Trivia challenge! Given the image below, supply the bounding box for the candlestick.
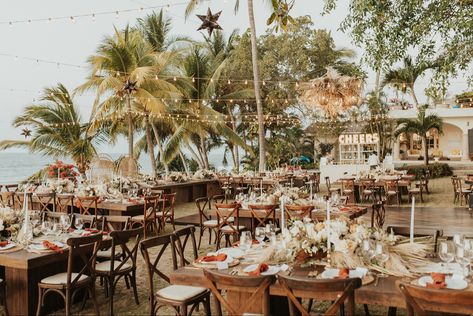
[326,200,331,252]
[260,180,263,198]
[309,181,313,201]
[410,196,415,243]
[280,197,286,231]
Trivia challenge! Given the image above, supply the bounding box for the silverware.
[374,274,379,286]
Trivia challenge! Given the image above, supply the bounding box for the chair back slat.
[106,227,143,274]
[284,204,314,221]
[215,202,241,234]
[248,204,277,229]
[171,226,198,266]
[66,234,102,288]
[195,197,210,226]
[56,194,74,213]
[76,196,99,217]
[203,269,275,316]
[34,192,55,212]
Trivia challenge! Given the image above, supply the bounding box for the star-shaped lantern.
[21,128,32,138]
[123,79,138,95]
[197,8,223,36]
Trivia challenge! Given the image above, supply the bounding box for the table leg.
[5,267,34,316]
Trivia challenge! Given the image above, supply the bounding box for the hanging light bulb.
[91,14,96,22]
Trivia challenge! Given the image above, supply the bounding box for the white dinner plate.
[30,241,64,251]
[0,243,16,250]
[243,264,280,276]
[418,275,468,290]
[217,248,245,259]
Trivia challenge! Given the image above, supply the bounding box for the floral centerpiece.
[193,169,216,180]
[167,171,188,183]
[0,206,22,240]
[75,185,96,197]
[48,161,78,182]
[273,217,432,277]
[46,178,75,194]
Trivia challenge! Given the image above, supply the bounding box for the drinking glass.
[438,241,455,270]
[239,231,252,252]
[255,227,266,245]
[453,234,464,247]
[361,239,375,261]
[74,218,84,231]
[455,245,470,277]
[374,242,390,277]
[60,215,71,231]
[41,221,52,235]
[265,222,276,239]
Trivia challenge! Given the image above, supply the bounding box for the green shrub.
[397,163,453,179]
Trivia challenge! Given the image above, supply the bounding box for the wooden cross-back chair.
[55,194,74,214]
[384,180,401,205]
[371,200,387,229]
[452,177,471,205]
[248,204,277,234]
[211,194,225,205]
[308,172,321,193]
[278,274,362,316]
[214,202,245,249]
[195,197,217,249]
[4,184,18,192]
[36,234,102,316]
[71,214,98,230]
[157,193,176,231]
[43,211,72,224]
[95,227,143,315]
[203,269,275,316]
[340,179,356,204]
[170,226,198,269]
[408,176,425,203]
[284,204,314,222]
[76,196,99,217]
[131,195,159,239]
[360,178,376,203]
[140,233,210,316]
[13,191,33,210]
[217,176,232,201]
[96,215,130,261]
[325,177,341,195]
[34,192,55,212]
[397,281,473,315]
[250,177,264,194]
[232,176,248,196]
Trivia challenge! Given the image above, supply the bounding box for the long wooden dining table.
[170,265,408,315]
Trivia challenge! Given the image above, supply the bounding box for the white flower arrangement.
[47,178,75,193]
[167,171,188,183]
[193,169,217,180]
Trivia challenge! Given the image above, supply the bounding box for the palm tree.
[185,0,294,172]
[0,84,107,177]
[382,56,439,107]
[394,105,443,165]
[76,26,182,176]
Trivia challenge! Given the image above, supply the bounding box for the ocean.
[0,151,228,184]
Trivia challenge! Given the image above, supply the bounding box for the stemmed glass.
[455,244,470,277]
[438,241,455,271]
[74,218,84,231]
[374,242,389,277]
[255,227,266,246]
[361,239,375,261]
[453,234,464,247]
[239,231,252,253]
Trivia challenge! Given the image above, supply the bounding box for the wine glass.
[374,242,390,277]
[74,218,84,231]
[41,220,52,236]
[255,227,266,245]
[453,234,464,247]
[361,239,375,261]
[60,215,71,231]
[455,245,470,277]
[239,231,252,252]
[438,241,455,271]
[265,222,276,239]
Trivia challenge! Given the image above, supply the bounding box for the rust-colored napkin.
[199,253,227,262]
[338,268,349,279]
[43,241,64,254]
[0,241,9,247]
[426,272,446,289]
[248,263,269,276]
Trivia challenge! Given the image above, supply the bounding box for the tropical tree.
[382,56,439,107]
[394,105,443,165]
[185,0,296,172]
[0,84,107,177]
[76,26,182,177]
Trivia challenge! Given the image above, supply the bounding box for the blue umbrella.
[290,156,311,165]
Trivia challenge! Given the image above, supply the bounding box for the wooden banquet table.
[0,248,72,315]
[170,265,408,315]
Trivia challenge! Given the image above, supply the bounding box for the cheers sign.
[338,133,379,145]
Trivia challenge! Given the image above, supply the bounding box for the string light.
[1,2,189,26]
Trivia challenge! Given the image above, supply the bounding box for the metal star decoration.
[196,8,223,36]
[123,79,138,95]
[21,128,32,138]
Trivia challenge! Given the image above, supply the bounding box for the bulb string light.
[1,3,183,26]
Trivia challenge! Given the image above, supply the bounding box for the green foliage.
[397,163,453,180]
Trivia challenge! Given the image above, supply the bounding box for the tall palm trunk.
[186,144,205,169]
[199,136,210,169]
[179,150,190,176]
[374,68,381,99]
[410,84,419,107]
[227,106,240,172]
[151,124,169,175]
[145,114,157,177]
[422,135,429,165]
[126,95,134,158]
[247,0,265,172]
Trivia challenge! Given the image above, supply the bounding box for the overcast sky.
[0,0,470,153]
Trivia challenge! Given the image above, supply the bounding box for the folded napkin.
[0,241,9,248]
[248,263,269,276]
[199,253,227,262]
[426,272,446,289]
[338,268,349,279]
[43,241,64,254]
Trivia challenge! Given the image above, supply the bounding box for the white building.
[390,107,473,162]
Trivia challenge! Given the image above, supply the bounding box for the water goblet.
[239,231,252,252]
[361,239,375,261]
[255,227,266,246]
[74,218,84,231]
[374,242,390,277]
[455,245,470,277]
[453,234,464,247]
[438,241,455,271]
